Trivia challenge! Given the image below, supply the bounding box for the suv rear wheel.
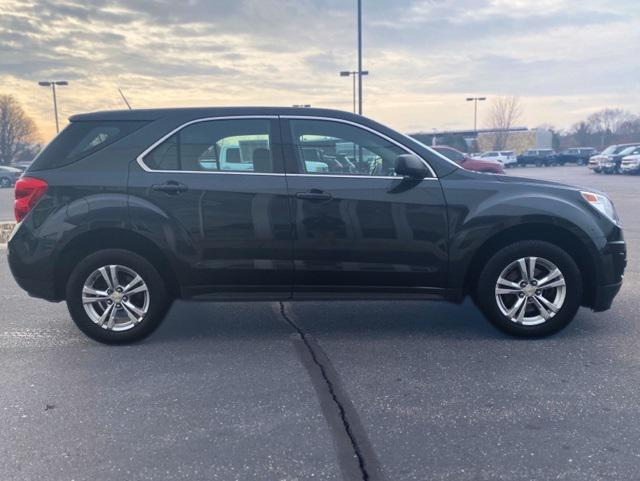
[475,241,582,337]
[66,249,171,344]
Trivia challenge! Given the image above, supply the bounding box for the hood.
[493,172,607,196]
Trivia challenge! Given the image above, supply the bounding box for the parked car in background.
[517,149,557,167]
[7,107,625,343]
[599,145,640,174]
[620,151,640,175]
[0,165,22,187]
[12,161,34,172]
[555,148,596,166]
[433,145,504,174]
[473,151,517,167]
[589,144,640,173]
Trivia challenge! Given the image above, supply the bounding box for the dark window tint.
[288,119,408,176]
[143,119,274,173]
[30,121,147,171]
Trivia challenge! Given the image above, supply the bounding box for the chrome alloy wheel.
[494,257,566,326]
[82,265,150,331]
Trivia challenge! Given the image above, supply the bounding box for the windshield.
[600,145,618,155]
[619,146,639,155]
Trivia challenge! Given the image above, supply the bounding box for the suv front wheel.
[66,249,171,344]
[476,241,583,337]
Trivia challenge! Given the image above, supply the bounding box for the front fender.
[441,171,610,290]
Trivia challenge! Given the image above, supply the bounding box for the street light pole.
[352,74,356,114]
[39,81,68,133]
[340,70,368,114]
[466,96,486,132]
[357,0,363,115]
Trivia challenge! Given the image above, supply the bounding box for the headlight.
[581,191,619,224]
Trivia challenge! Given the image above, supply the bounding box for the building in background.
[410,127,553,154]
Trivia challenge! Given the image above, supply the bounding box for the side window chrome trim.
[285,173,437,180]
[136,115,279,174]
[280,115,438,178]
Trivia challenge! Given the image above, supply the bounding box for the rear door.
[128,116,293,298]
[280,116,448,297]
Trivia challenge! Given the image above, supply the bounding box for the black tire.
[475,240,582,337]
[0,177,11,188]
[66,249,171,344]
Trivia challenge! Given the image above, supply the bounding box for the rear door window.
[142,118,278,173]
[30,121,147,171]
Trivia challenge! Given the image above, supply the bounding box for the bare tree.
[586,108,634,147]
[616,116,640,143]
[487,96,523,150]
[569,121,592,147]
[0,95,40,166]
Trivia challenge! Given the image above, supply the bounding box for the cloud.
[0,0,639,140]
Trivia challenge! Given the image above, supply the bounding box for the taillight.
[14,177,48,223]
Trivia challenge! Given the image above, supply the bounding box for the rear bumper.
[7,225,62,302]
[10,273,60,302]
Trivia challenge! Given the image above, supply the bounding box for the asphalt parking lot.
[1,166,638,481]
[0,188,13,221]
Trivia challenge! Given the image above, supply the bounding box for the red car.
[433,145,505,174]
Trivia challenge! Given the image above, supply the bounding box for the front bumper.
[621,164,640,174]
[590,239,626,311]
[592,282,623,312]
[599,162,617,173]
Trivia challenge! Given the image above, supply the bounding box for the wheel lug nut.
[123,296,128,301]
[520,282,527,288]
[519,292,525,298]
[116,303,122,308]
[536,290,541,295]
[531,281,538,286]
[107,300,113,304]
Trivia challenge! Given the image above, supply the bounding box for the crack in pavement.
[277,302,386,481]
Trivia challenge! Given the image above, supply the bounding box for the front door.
[128,117,293,298]
[280,117,448,297]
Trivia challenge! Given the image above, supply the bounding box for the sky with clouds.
[1,0,639,141]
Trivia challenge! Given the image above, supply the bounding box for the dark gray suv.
[8,107,626,343]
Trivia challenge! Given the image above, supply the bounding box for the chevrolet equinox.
[8,108,626,343]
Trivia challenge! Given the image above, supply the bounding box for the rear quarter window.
[29,120,148,171]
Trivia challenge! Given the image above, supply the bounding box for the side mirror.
[394,154,429,179]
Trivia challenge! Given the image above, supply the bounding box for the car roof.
[69,106,363,122]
